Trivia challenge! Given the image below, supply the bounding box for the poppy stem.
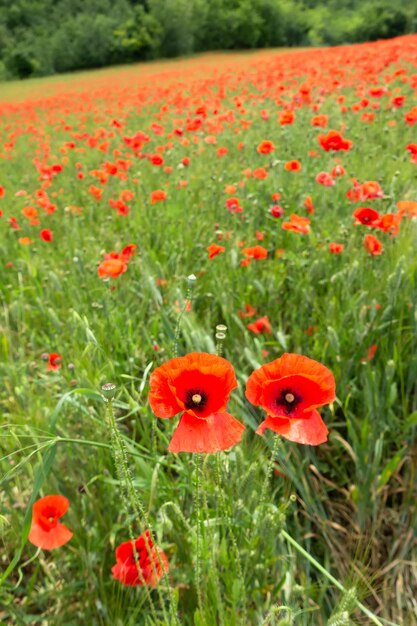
[193,453,205,620]
[173,274,196,357]
[201,458,226,626]
[215,454,248,623]
[105,395,179,624]
[259,435,281,507]
[281,529,384,626]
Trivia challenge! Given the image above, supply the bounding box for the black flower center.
[276,388,302,415]
[185,388,208,412]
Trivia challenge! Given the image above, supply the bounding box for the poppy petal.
[148,365,182,418]
[28,521,73,550]
[246,353,335,408]
[32,494,69,521]
[149,352,238,419]
[168,411,245,453]
[256,409,328,445]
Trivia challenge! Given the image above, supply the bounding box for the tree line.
[0,0,416,80]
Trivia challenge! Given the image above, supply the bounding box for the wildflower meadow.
[1,35,417,625]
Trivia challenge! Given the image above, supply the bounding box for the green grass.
[1,41,417,625]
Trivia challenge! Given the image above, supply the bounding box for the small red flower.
[148,352,245,453]
[241,245,268,259]
[257,140,275,155]
[318,130,352,152]
[279,110,295,125]
[284,160,301,172]
[329,242,344,254]
[47,353,62,371]
[366,344,378,362]
[270,205,284,218]
[353,207,380,226]
[112,531,169,587]
[282,214,310,234]
[98,258,128,279]
[304,196,315,214]
[246,353,336,445]
[247,316,272,334]
[207,243,225,259]
[150,190,167,204]
[238,303,256,319]
[28,495,73,550]
[364,234,383,256]
[40,229,53,242]
[315,171,335,187]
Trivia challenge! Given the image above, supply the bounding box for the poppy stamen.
[277,388,302,414]
[185,388,208,411]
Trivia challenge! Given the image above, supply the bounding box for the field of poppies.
[1,35,417,626]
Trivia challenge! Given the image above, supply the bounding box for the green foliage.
[0,0,416,79]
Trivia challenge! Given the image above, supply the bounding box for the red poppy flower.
[241,245,268,259]
[304,196,315,214]
[238,303,256,319]
[376,213,401,235]
[112,531,168,587]
[247,316,272,334]
[405,106,417,125]
[246,353,336,445]
[353,207,380,226]
[318,130,352,152]
[28,495,73,550]
[397,200,417,217]
[366,344,378,362]
[98,258,128,279]
[253,167,268,180]
[329,242,344,254]
[40,229,53,242]
[311,114,328,128]
[315,171,335,187]
[284,160,301,171]
[148,352,245,453]
[364,234,383,256]
[282,214,310,234]
[47,353,62,370]
[279,110,295,125]
[150,189,167,204]
[257,140,275,155]
[207,243,225,259]
[360,181,384,200]
[270,205,284,218]
[18,237,32,246]
[121,244,137,261]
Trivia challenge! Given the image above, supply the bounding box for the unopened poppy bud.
[215,324,227,354]
[101,382,117,401]
[187,273,197,287]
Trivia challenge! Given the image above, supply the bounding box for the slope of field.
[1,38,417,625]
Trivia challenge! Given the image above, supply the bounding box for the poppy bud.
[101,382,117,401]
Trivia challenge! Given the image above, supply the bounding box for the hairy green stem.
[193,453,205,620]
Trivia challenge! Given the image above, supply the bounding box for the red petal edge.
[168,411,245,453]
